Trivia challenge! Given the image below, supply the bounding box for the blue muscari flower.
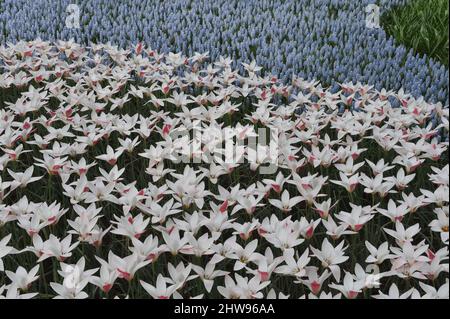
[0,0,447,105]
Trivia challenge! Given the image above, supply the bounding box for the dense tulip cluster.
[0,40,448,299]
[0,0,448,104]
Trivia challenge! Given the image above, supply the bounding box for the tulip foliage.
[0,41,448,299]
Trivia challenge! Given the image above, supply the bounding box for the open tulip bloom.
[0,40,448,300]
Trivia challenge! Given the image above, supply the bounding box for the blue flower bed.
[0,0,448,103]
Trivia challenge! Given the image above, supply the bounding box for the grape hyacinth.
[0,0,448,104]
